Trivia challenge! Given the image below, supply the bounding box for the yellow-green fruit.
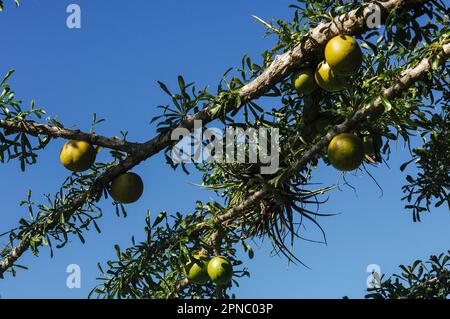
[325,35,362,76]
[207,256,233,285]
[184,254,210,284]
[110,172,144,204]
[315,61,348,92]
[327,133,364,171]
[60,140,96,172]
[291,68,318,95]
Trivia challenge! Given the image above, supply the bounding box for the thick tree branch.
[216,42,450,228]
[173,41,450,291]
[0,119,141,153]
[137,0,425,160]
[0,0,432,277]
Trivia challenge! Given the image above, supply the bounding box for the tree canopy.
[0,0,449,298]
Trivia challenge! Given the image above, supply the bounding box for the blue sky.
[0,1,449,299]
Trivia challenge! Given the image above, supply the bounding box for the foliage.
[91,205,249,299]
[0,70,52,171]
[401,99,449,221]
[0,73,130,278]
[366,251,450,299]
[0,0,449,299]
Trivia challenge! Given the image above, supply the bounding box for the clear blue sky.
[0,0,449,299]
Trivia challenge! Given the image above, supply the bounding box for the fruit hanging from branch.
[314,61,348,92]
[291,68,318,95]
[207,256,233,286]
[0,0,449,300]
[183,253,210,285]
[327,133,365,171]
[59,140,97,172]
[110,172,144,204]
[324,35,362,76]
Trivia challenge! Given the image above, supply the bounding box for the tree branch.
[0,119,141,153]
[174,41,450,291]
[0,0,431,277]
[136,0,424,160]
[216,41,450,228]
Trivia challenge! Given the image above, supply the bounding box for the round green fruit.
[207,256,233,285]
[315,61,348,92]
[325,35,362,76]
[60,140,96,172]
[291,68,318,95]
[184,254,210,284]
[110,172,144,204]
[327,133,364,171]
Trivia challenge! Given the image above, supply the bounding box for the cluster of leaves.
[92,203,250,299]
[152,52,276,131]
[198,0,450,256]
[1,0,449,299]
[100,0,450,298]
[0,157,123,278]
[0,68,138,277]
[201,160,336,264]
[0,71,53,171]
[366,251,450,299]
[151,52,282,175]
[151,77,212,134]
[248,0,449,165]
[401,101,450,221]
[265,0,363,51]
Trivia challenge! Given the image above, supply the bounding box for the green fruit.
[291,68,318,95]
[207,256,233,285]
[327,133,364,171]
[325,35,362,76]
[315,61,348,92]
[184,254,210,284]
[110,172,144,204]
[60,140,96,172]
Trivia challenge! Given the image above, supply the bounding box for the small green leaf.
[380,95,393,112]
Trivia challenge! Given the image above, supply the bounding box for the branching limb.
[167,41,450,294]
[0,119,141,153]
[0,0,434,278]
